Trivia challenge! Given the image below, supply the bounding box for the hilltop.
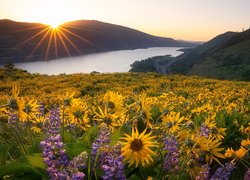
[130,29,250,81]
[0,19,194,65]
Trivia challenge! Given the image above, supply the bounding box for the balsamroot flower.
[241,139,250,147]
[66,100,90,131]
[103,90,124,112]
[224,148,235,158]
[121,127,157,167]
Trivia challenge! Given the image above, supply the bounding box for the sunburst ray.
[45,28,54,60]
[58,28,81,54]
[12,23,103,62]
[60,26,101,49]
[56,29,71,57]
[26,27,51,60]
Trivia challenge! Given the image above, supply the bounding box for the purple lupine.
[210,162,235,180]
[91,123,111,164]
[196,164,210,180]
[244,168,250,180]
[200,123,210,137]
[38,102,45,116]
[72,172,85,180]
[40,107,70,179]
[101,144,126,180]
[69,151,88,171]
[163,135,179,172]
[8,113,18,124]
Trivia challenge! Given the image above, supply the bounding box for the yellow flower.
[22,98,39,122]
[162,111,185,134]
[121,128,157,167]
[235,146,247,158]
[94,105,125,131]
[241,139,250,147]
[103,91,124,111]
[30,116,45,133]
[244,126,250,134]
[0,107,8,114]
[8,97,26,121]
[6,84,30,122]
[66,100,90,131]
[184,135,224,164]
[224,148,235,158]
[59,91,76,106]
[135,93,157,128]
[203,115,226,140]
[203,138,225,163]
[12,83,20,99]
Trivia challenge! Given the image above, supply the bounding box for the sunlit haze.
[1,0,250,41]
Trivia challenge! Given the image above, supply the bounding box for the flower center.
[130,138,143,151]
[107,101,115,109]
[73,110,84,119]
[103,114,112,125]
[9,99,19,110]
[24,104,32,114]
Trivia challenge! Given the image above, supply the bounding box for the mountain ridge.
[130,29,250,81]
[0,19,195,65]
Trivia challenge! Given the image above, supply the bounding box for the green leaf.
[110,128,123,146]
[0,144,8,167]
[128,174,143,180]
[141,164,158,177]
[66,142,88,159]
[0,162,43,179]
[81,126,98,146]
[62,130,75,143]
[26,153,46,170]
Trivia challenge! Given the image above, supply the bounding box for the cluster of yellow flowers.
[0,71,249,178]
[225,126,250,159]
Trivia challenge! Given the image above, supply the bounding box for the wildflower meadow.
[0,69,249,179]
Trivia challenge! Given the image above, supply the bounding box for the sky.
[1,0,250,41]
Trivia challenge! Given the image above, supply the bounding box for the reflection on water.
[15,47,183,75]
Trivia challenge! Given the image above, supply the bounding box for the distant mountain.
[169,31,237,74]
[0,19,194,65]
[182,29,250,80]
[130,29,250,81]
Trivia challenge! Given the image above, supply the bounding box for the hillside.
[186,29,250,80]
[130,29,250,81]
[169,31,237,74]
[0,19,194,65]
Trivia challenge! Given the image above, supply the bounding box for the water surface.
[15,47,183,75]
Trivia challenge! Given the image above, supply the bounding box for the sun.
[50,23,60,29]
[47,21,63,29]
[43,17,66,29]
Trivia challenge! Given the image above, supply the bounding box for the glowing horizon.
[1,0,250,41]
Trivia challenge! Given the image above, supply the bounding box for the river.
[15,47,183,75]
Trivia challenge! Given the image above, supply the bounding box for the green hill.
[130,29,250,81]
[0,19,194,65]
[186,29,250,80]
